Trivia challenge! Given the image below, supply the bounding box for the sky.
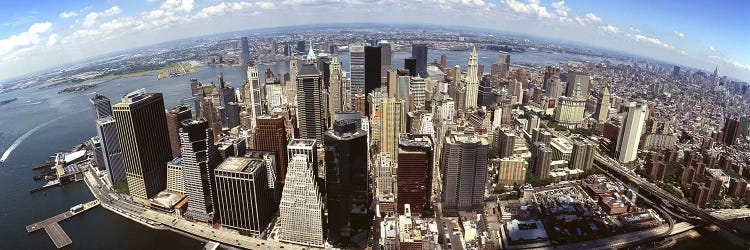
[0,0,749,83]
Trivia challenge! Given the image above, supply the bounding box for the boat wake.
[0,116,63,163]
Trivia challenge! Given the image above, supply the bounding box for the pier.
[26,200,99,248]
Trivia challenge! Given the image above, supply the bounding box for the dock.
[26,200,100,249]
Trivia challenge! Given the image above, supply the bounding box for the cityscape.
[1,1,750,250]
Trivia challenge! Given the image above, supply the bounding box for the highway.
[593,152,750,241]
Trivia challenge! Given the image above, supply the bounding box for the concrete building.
[166,157,184,194]
[569,139,596,170]
[112,90,172,201]
[240,37,250,66]
[328,56,344,116]
[214,156,274,235]
[279,154,325,248]
[496,129,515,158]
[532,142,553,178]
[496,156,527,187]
[616,102,647,163]
[381,97,406,162]
[397,133,433,215]
[166,105,191,159]
[410,76,426,111]
[350,45,365,106]
[464,47,480,109]
[287,139,318,178]
[179,119,220,222]
[441,131,489,215]
[564,72,591,98]
[253,115,288,184]
[244,65,264,128]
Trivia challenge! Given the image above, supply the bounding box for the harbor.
[25,200,100,248]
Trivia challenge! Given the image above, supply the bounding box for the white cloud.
[47,34,59,47]
[0,22,53,56]
[550,1,569,17]
[575,12,601,25]
[600,24,619,34]
[196,2,256,18]
[674,31,685,38]
[82,6,122,27]
[628,33,674,50]
[503,0,552,18]
[629,27,640,33]
[709,46,717,52]
[59,11,78,19]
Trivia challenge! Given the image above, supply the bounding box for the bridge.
[593,152,750,241]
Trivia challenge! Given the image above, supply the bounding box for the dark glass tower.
[411,44,428,77]
[364,45,382,116]
[240,37,250,66]
[180,119,221,222]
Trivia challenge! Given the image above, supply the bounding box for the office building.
[410,76,426,111]
[412,44,428,77]
[180,119,220,222]
[95,116,125,185]
[564,72,591,98]
[287,139,318,178]
[279,154,325,248]
[214,157,274,235]
[253,115,288,184]
[616,102,647,163]
[112,89,172,201]
[240,37,250,66]
[90,93,112,120]
[166,158,183,194]
[288,59,298,104]
[543,66,563,98]
[379,40,392,82]
[404,58,417,77]
[244,65,263,128]
[350,45,365,106]
[324,119,369,238]
[464,47,480,109]
[595,86,611,123]
[554,84,587,129]
[496,129,515,158]
[381,97,406,162]
[496,156,527,187]
[365,45,382,115]
[91,136,105,170]
[569,139,596,170]
[441,132,489,215]
[328,56,344,116]
[532,142,553,178]
[296,60,327,141]
[397,133,433,214]
[166,105,192,159]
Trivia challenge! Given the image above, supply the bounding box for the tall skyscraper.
[379,40,392,83]
[532,142,553,178]
[287,139,318,177]
[244,65,264,128]
[214,157,273,236]
[328,56,344,116]
[365,45,382,115]
[95,116,125,185]
[254,115,288,184]
[279,154,325,248]
[380,97,406,162]
[112,89,172,201]
[569,139,596,170]
[287,59,298,104]
[595,86,611,123]
[464,47,480,109]
[410,76,426,111]
[166,105,192,159]
[564,72,591,97]
[411,44,428,77]
[543,66,563,98]
[180,119,220,222]
[397,133,433,214]
[324,119,368,238]
[387,70,398,98]
[240,37,250,66]
[296,60,327,141]
[350,45,365,106]
[497,130,515,158]
[616,102,647,163]
[441,132,488,215]
[90,93,112,120]
[404,58,417,77]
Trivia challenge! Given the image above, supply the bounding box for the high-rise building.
[569,139,596,170]
[166,105,192,159]
[287,139,318,177]
[380,97,406,162]
[672,66,680,78]
[554,81,587,129]
[564,72,591,98]
[350,45,365,106]
[690,182,710,208]
[324,119,368,238]
[411,44,428,77]
[296,40,306,53]
[287,59,298,104]
[496,156,527,187]
[91,136,105,170]
[179,119,220,222]
[723,117,740,145]
[397,75,411,107]
[464,47,480,109]
[244,65,264,128]
[404,58,417,77]
[166,158,183,194]
[328,56,344,116]
[532,142,553,178]
[492,51,511,78]
[496,129,515,158]
[240,37,250,66]
[616,102,647,163]
[397,133,433,214]
[296,61,327,141]
[279,154,325,248]
[214,157,273,235]
[543,66,563,98]
[90,93,112,120]
[365,45,382,115]
[254,115,288,184]
[386,70,398,98]
[95,116,125,185]
[379,40,392,83]
[112,90,172,201]
[224,102,241,129]
[595,86,611,123]
[441,132,489,215]
[728,178,748,198]
[410,76,426,111]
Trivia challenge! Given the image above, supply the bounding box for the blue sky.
[0,0,748,83]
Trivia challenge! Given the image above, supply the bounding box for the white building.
[617,102,647,163]
[463,47,480,109]
[279,154,325,247]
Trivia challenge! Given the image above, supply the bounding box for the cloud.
[709,46,717,52]
[600,24,619,34]
[502,0,552,18]
[629,27,640,33]
[82,6,122,27]
[575,12,601,25]
[550,1,569,17]
[628,33,674,50]
[196,2,256,18]
[0,22,53,56]
[59,11,78,19]
[674,31,685,38]
[47,34,59,47]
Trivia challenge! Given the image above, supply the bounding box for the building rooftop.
[506,219,548,242]
[398,133,433,148]
[216,157,260,174]
[149,190,186,209]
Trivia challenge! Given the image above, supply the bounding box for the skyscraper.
[214,156,273,236]
[180,119,220,222]
[616,102,647,163]
[397,133,433,214]
[240,37,250,66]
[564,72,591,98]
[595,86,611,123]
[254,115,288,184]
[497,129,515,158]
[328,56,344,116]
[569,139,596,170]
[90,93,112,120]
[166,105,192,159]
[379,40,392,83]
[95,116,125,185]
[410,76,426,111]
[464,47,480,109]
[350,45,365,106]
[287,59,298,104]
[411,44,428,77]
[287,139,318,177]
[279,154,325,248]
[112,89,172,201]
[380,97,406,162]
[532,142,553,178]
[404,58,417,77]
[244,65,264,128]
[296,60,327,141]
[365,45,382,115]
[324,119,368,238]
[441,132,489,215]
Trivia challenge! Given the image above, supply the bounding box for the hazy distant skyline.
[1,0,749,83]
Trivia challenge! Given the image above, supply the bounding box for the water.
[0,50,701,249]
